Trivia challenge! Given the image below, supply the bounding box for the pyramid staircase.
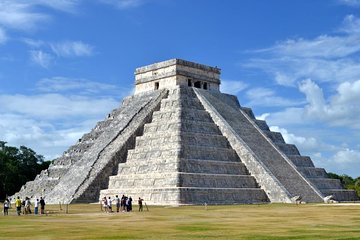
[100,87,269,204]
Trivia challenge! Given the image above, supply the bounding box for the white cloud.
[30,50,53,68]
[299,79,360,128]
[338,0,360,7]
[36,77,119,94]
[0,93,119,120]
[50,41,94,57]
[99,0,146,9]
[0,0,81,44]
[220,80,247,95]
[333,148,360,165]
[0,1,48,31]
[22,38,45,47]
[0,113,97,160]
[0,77,125,160]
[245,15,360,86]
[245,87,303,107]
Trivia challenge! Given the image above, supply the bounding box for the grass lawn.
[1,203,360,239]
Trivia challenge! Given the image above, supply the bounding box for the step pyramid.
[14,59,359,204]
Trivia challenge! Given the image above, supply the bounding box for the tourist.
[127,196,132,212]
[102,197,108,212]
[121,195,126,212]
[39,197,45,215]
[138,197,143,212]
[25,197,32,214]
[21,198,26,214]
[3,199,9,216]
[15,196,22,216]
[34,198,39,215]
[108,197,112,212]
[115,195,120,213]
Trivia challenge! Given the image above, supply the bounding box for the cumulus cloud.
[220,80,247,95]
[0,113,97,160]
[245,15,360,86]
[30,50,53,68]
[245,87,303,107]
[50,41,94,57]
[298,79,360,128]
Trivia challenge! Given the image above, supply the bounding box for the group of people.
[3,196,46,216]
[101,195,144,213]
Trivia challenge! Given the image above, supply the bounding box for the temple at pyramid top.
[134,59,221,94]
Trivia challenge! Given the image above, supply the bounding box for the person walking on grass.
[15,196,22,216]
[138,197,144,212]
[108,197,112,212]
[3,199,9,216]
[39,197,45,215]
[102,197,108,213]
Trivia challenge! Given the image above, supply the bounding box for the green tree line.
[327,172,360,197]
[0,141,50,200]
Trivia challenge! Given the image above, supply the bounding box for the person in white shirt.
[34,198,39,215]
[108,197,112,212]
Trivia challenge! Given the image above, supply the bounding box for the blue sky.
[0,0,360,177]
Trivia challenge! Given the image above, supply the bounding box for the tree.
[0,142,50,200]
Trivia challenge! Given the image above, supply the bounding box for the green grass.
[1,203,360,239]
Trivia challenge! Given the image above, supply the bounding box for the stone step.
[117,161,179,174]
[320,189,359,201]
[135,133,231,149]
[127,148,180,161]
[179,159,247,175]
[160,98,203,110]
[100,187,269,205]
[241,107,255,119]
[108,172,259,189]
[152,109,212,122]
[179,173,259,188]
[309,178,343,189]
[180,145,240,161]
[276,143,300,156]
[255,120,270,131]
[41,167,70,179]
[168,87,198,98]
[262,130,285,144]
[288,155,315,167]
[297,167,328,178]
[143,120,222,135]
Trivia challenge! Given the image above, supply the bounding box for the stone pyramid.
[15,59,358,204]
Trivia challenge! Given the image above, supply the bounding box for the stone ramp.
[101,87,269,204]
[195,89,325,203]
